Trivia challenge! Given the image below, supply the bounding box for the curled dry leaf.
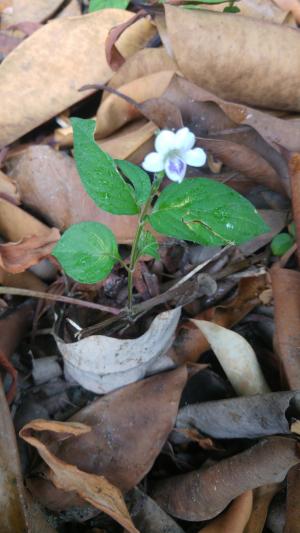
[271,267,300,389]
[19,419,139,533]
[151,437,300,521]
[105,47,178,99]
[165,6,300,111]
[95,70,176,138]
[163,75,300,154]
[26,367,187,511]
[0,228,60,273]
[7,145,139,242]
[105,11,153,71]
[57,307,181,393]
[173,274,270,364]
[192,320,270,396]
[244,484,280,533]
[0,9,150,147]
[175,390,299,439]
[199,491,253,533]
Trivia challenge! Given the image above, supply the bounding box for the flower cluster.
[142,127,206,183]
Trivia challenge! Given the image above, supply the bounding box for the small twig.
[0,287,120,316]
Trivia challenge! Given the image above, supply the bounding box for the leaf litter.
[1,1,300,532]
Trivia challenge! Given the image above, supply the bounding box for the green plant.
[271,223,296,256]
[52,118,269,315]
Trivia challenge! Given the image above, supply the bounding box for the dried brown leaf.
[271,267,300,389]
[151,437,300,521]
[20,419,139,533]
[285,464,300,533]
[7,145,139,242]
[0,169,19,202]
[199,491,253,533]
[0,227,60,273]
[245,484,280,533]
[0,197,55,241]
[0,9,149,147]
[288,153,300,265]
[27,367,187,511]
[165,7,300,111]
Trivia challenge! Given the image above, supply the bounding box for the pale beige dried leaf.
[165,6,300,111]
[0,9,149,147]
[274,0,300,22]
[95,70,176,138]
[0,169,19,202]
[11,0,64,23]
[20,419,139,533]
[57,0,81,18]
[58,307,181,393]
[207,0,295,24]
[192,320,270,395]
[0,198,54,241]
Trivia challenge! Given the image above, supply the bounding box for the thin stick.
[0,287,120,316]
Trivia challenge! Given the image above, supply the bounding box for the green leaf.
[52,222,119,284]
[89,0,130,12]
[289,222,296,238]
[115,159,151,206]
[271,233,294,257]
[136,230,160,260]
[149,178,269,246]
[223,5,240,12]
[72,118,139,215]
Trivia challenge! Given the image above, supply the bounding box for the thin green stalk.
[127,173,163,315]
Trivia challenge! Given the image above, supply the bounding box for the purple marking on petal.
[167,157,184,175]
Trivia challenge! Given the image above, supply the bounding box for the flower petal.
[164,156,186,183]
[142,152,164,173]
[175,127,195,152]
[182,147,206,167]
[155,130,176,155]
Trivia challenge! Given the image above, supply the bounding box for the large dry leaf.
[175,390,298,439]
[0,266,47,290]
[26,367,187,511]
[20,419,139,533]
[57,307,181,393]
[164,7,300,111]
[0,9,152,147]
[289,153,300,264]
[95,70,175,138]
[0,228,60,273]
[105,47,178,98]
[271,267,300,389]
[11,0,64,23]
[7,145,139,242]
[151,437,300,521]
[163,75,300,153]
[245,484,280,533]
[274,0,300,22]
[192,320,270,395]
[199,491,253,533]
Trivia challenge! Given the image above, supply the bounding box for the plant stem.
[127,173,163,316]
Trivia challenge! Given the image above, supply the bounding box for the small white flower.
[142,127,206,183]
